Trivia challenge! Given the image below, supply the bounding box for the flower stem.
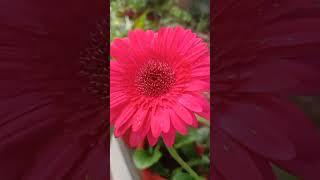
[166,146,202,180]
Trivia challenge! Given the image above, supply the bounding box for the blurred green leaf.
[180,143,198,159]
[172,170,194,180]
[134,10,149,29]
[273,166,299,180]
[174,127,209,149]
[188,155,210,167]
[195,126,210,144]
[174,129,198,148]
[133,147,162,169]
[150,161,171,178]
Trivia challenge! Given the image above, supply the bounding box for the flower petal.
[178,94,203,112]
[213,129,264,180]
[147,132,158,147]
[131,108,148,132]
[184,80,210,92]
[162,127,176,147]
[169,109,188,135]
[218,96,296,160]
[172,104,193,125]
[114,105,135,128]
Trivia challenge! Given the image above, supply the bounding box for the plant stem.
[166,146,202,180]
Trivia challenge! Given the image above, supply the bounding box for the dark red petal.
[217,95,296,160]
[0,0,107,179]
[262,96,320,162]
[213,129,263,180]
[233,59,320,95]
[274,159,320,179]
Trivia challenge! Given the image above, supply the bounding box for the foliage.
[110,0,209,41]
[133,146,163,169]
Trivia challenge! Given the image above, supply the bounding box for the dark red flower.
[213,0,320,179]
[0,0,108,179]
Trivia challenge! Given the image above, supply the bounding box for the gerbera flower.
[110,27,210,147]
[0,0,108,179]
[213,0,320,179]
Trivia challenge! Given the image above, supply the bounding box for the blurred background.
[110,0,209,41]
[110,0,319,180]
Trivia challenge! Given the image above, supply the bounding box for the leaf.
[133,10,148,29]
[273,165,299,180]
[195,127,209,144]
[150,162,170,178]
[174,129,197,148]
[172,171,195,180]
[133,148,162,169]
[180,143,198,159]
[188,156,210,167]
[174,127,209,149]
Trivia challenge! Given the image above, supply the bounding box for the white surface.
[110,137,135,180]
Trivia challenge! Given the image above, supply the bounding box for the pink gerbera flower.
[213,0,320,179]
[110,27,210,147]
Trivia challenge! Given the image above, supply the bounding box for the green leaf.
[188,155,210,167]
[150,162,170,178]
[174,127,210,149]
[172,171,195,180]
[133,10,148,29]
[180,143,198,159]
[273,165,299,180]
[195,127,210,144]
[133,148,162,169]
[174,129,198,148]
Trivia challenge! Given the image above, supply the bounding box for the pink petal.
[195,94,211,120]
[191,67,210,78]
[151,108,170,137]
[114,105,135,128]
[162,128,176,147]
[110,91,128,109]
[129,130,146,147]
[110,38,132,63]
[178,94,203,112]
[158,109,170,133]
[114,121,132,137]
[169,109,188,135]
[131,108,148,132]
[184,43,209,63]
[147,132,158,147]
[128,29,154,62]
[191,113,198,128]
[110,60,124,73]
[184,80,210,92]
[172,104,193,125]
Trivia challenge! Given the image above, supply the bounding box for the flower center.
[135,60,175,97]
